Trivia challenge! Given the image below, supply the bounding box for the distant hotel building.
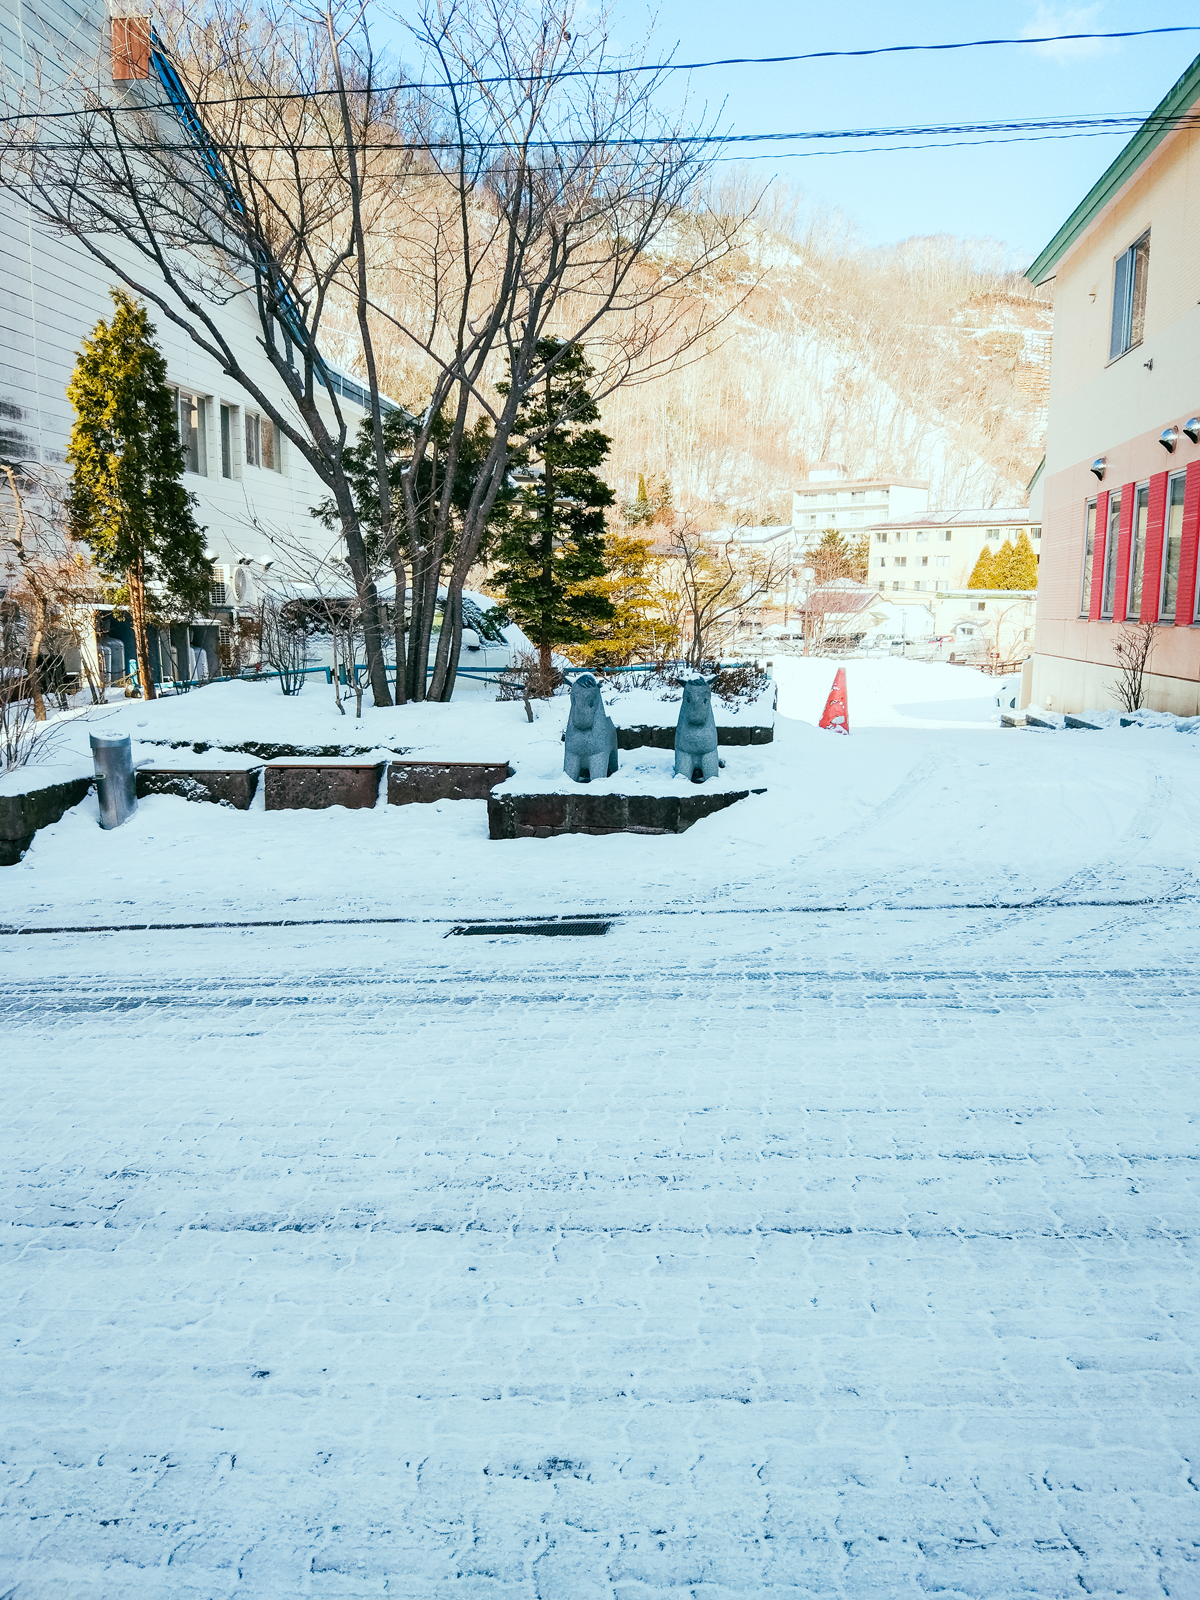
[792,463,930,541]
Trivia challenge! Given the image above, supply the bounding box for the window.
[1160,471,1186,621]
[220,404,234,479]
[987,528,1001,540]
[1080,499,1096,616]
[175,390,207,476]
[877,532,889,543]
[851,490,866,502]
[892,580,903,591]
[894,531,908,543]
[940,530,953,542]
[245,412,282,472]
[975,601,986,612]
[895,556,906,568]
[1110,231,1150,360]
[1101,491,1122,617]
[1128,483,1150,620]
[878,557,887,568]
[920,554,929,567]
[916,531,928,542]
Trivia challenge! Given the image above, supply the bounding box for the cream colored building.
[792,463,930,542]
[1026,50,1200,714]
[867,509,1039,595]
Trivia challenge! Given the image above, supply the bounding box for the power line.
[22,112,1196,155]
[2,25,1198,124]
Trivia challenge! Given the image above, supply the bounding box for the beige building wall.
[1033,111,1200,713]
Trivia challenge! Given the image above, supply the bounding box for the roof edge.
[1026,50,1200,286]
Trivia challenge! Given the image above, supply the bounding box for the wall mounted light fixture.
[1161,426,1179,453]
[1090,457,1107,481]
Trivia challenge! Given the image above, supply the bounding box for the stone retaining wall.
[388,761,512,805]
[136,768,261,809]
[487,789,763,839]
[0,776,93,866]
[616,724,772,750]
[264,762,384,811]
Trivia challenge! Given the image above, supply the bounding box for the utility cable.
[2,25,1198,122]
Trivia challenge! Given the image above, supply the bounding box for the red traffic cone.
[819,667,849,733]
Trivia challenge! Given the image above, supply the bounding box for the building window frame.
[1109,229,1150,362]
[219,403,238,480]
[174,388,208,477]
[1100,490,1122,619]
[1160,470,1186,623]
[1127,481,1151,622]
[244,410,283,474]
[1080,498,1096,617]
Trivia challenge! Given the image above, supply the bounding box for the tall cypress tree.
[493,340,615,686]
[967,545,997,589]
[1006,530,1039,589]
[66,289,209,699]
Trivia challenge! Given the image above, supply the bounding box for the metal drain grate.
[449,919,612,937]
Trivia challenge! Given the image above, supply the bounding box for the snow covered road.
[4,903,1199,1597]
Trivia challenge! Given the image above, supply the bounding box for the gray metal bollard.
[90,733,138,830]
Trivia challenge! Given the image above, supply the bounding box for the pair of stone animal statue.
[563,674,721,784]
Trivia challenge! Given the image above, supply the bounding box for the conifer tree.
[990,539,1017,589]
[493,340,615,686]
[967,544,997,589]
[1007,529,1039,589]
[66,290,209,699]
[571,528,677,666]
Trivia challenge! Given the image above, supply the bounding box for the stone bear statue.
[564,673,619,783]
[674,678,720,782]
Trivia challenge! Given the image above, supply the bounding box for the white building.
[867,508,1040,595]
[791,463,930,542]
[0,0,373,686]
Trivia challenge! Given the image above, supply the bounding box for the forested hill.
[599,189,1053,522]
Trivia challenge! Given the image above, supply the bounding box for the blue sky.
[602,0,1200,264]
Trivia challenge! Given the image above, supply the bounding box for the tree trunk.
[25,588,47,721]
[391,553,408,705]
[127,565,156,700]
[331,484,391,708]
[538,641,552,694]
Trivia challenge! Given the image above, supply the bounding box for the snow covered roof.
[862,507,1033,531]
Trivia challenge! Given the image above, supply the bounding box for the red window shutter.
[1089,490,1109,622]
[1140,472,1168,623]
[1112,483,1135,622]
[112,17,150,81]
[1176,461,1200,627]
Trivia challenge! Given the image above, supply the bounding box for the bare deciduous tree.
[654,520,790,668]
[1,0,745,707]
[1113,620,1156,713]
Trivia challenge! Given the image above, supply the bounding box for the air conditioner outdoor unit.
[233,567,258,606]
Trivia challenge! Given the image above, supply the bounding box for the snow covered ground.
[3,659,1199,1597]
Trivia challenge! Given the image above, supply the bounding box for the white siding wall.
[1,0,362,577]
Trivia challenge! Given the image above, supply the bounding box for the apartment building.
[0,0,372,685]
[1026,50,1200,714]
[791,463,930,541]
[868,508,1039,595]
